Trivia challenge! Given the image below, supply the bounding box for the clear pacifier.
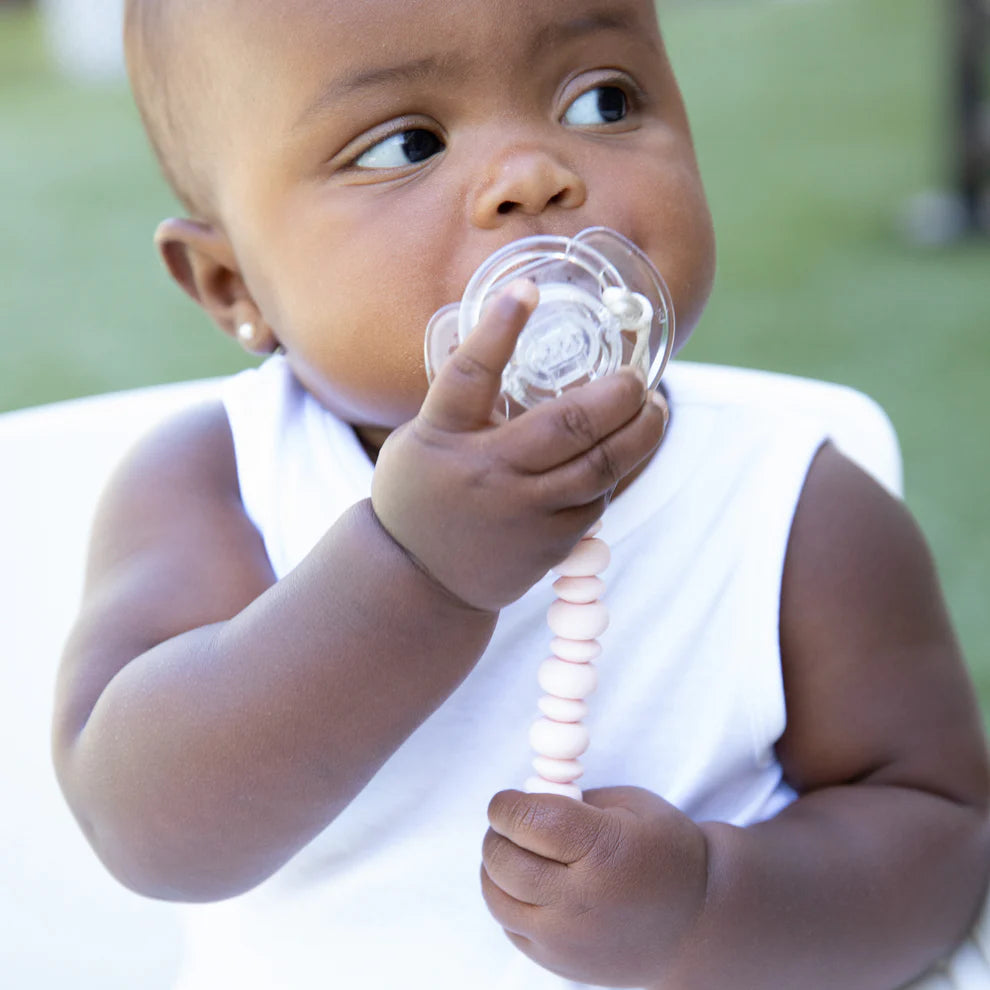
[424,227,675,419]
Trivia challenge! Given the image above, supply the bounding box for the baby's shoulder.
[100,398,240,513]
[86,397,270,593]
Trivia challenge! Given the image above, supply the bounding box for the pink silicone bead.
[550,637,602,663]
[538,657,598,699]
[524,776,583,800]
[551,537,610,577]
[531,755,584,783]
[552,575,605,604]
[546,599,609,640]
[537,694,589,722]
[529,718,590,760]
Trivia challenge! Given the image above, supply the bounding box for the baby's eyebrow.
[527,8,658,58]
[294,54,467,131]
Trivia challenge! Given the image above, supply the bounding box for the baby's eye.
[563,86,629,126]
[354,129,444,169]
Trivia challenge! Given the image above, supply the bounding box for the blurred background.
[0,0,987,693]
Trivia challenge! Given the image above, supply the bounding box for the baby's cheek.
[651,194,716,346]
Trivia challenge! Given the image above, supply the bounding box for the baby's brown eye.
[402,129,443,163]
[355,128,444,169]
[563,86,629,126]
[596,87,627,122]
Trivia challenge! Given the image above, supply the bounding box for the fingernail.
[505,278,539,306]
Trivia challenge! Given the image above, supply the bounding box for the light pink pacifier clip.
[525,520,609,800]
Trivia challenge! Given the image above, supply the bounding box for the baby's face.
[205,0,715,439]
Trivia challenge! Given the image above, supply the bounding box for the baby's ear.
[153,218,278,355]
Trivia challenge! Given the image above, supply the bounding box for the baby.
[53,0,990,987]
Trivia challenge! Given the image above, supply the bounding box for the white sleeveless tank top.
[174,355,827,990]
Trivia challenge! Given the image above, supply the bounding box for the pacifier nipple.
[502,282,620,407]
[425,227,674,417]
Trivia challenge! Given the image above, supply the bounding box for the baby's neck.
[353,425,390,465]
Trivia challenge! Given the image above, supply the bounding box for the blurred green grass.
[1,0,988,713]
[662,0,990,715]
[0,5,252,407]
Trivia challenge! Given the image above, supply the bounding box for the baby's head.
[125,0,716,447]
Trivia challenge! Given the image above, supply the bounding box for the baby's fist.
[481,787,707,987]
[373,281,664,611]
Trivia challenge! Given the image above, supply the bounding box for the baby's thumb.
[419,279,537,432]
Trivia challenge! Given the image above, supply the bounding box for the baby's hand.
[372,281,666,611]
[481,788,707,988]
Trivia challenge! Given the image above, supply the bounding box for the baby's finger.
[487,789,613,865]
[482,827,567,906]
[537,389,667,509]
[502,368,648,473]
[420,280,538,432]
[480,862,542,938]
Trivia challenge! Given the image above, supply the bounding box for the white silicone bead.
[537,694,589,722]
[551,537,611,577]
[524,776,583,800]
[550,637,602,663]
[531,755,584,783]
[538,657,598,699]
[552,575,605,604]
[547,599,609,640]
[529,718,589,760]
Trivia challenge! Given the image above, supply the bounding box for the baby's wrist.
[361,498,499,618]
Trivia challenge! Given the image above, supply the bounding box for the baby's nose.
[471,147,586,228]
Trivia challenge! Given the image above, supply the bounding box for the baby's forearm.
[670,785,990,990]
[57,499,496,902]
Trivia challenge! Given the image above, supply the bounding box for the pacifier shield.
[424,227,674,417]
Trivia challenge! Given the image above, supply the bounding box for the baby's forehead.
[217,0,664,95]
[203,0,660,56]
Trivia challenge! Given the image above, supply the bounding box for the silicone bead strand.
[524,524,609,801]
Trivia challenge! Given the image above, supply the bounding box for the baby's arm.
[482,442,990,989]
[52,283,666,903]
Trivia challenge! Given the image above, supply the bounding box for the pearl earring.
[236,322,257,345]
